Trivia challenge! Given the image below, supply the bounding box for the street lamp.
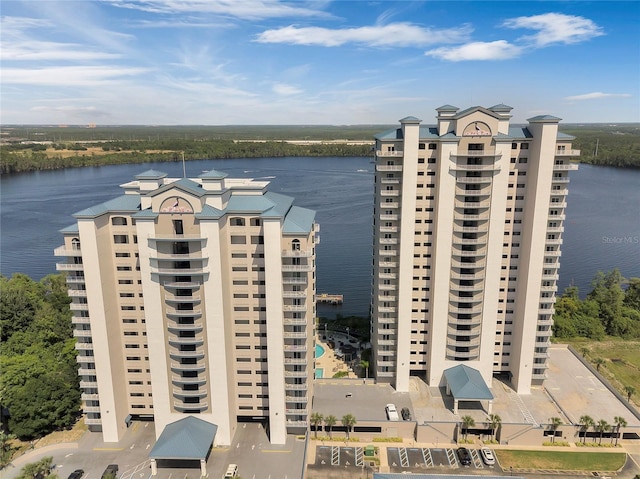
[346,327,350,340]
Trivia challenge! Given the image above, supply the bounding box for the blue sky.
[1,1,638,125]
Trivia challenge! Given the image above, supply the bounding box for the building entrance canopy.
[149,416,217,475]
[443,364,494,414]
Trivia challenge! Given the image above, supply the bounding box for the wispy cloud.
[30,105,112,119]
[108,0,330,20]
[272,83,302,96]
[564,92,632,101]
[2,66,149,86]
[504,13,604,47]
[425,40,522,61]
[256,23,472,47]
[1,41,122,61]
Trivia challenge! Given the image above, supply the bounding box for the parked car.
[223,464,238,478]
[401,407,411,421]
[480,447,496,465]
[101,465,118,479]
[68,470,84,479]
[457,447,471,466]
[385,403,399,421]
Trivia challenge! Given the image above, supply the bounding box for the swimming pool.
[315,343,325,358]
[315,368,324,379]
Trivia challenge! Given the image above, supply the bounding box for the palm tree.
[461,415,475,441]
[595,419,610,445]
[625,385,636,403]
[613,416,627,446]
[325,414,337,440]
[342,414,357,440]
[578,415,594,444]
[360,359,370,379]
[548,417,563,443]
[310,412,324,439]
[487,414,502,442]
[594,357,605,372]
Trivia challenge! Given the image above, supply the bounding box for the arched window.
[291,239,301,251]
[71,238,81,250]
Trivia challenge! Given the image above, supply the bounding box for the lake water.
[1,158,638,317]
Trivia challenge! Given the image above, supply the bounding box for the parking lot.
[311,445,497,476]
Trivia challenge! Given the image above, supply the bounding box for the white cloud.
[425,40,522,61]
[1,41,121,61]
[503,13,604,47]
[255,23,472,47]
[1,66,149,86]
[30,105,112,119]
[108,0,330,20]
[564,92,632,101]
[272,83,302,96]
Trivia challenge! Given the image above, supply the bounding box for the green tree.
[587,269,627,336]
[461,416,475,440]
[548,417,563,443]
[594,357,605,372]
[595,419,610,445]
[359,360,369,379]
[612,416,627,446]
[0,431,17,467]
[578,415,594,444]
[16,456,57,479]
[623,277,640,309]
[0,274,44,342]
[310,413,323,439]
[341,414,357,440]
[325,415,337,440]
[625,385,636,403]
[487,414,501,442]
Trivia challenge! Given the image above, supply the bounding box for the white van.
[223,464,238,478]
[385,403,400,421]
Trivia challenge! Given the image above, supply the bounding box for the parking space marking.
[470,449,483,468]
[422,448,433,467]
[446,448,458,467]
[331,446,340,466]
[399,447,409,467]
[355,447,364,467]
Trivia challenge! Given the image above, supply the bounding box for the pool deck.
[315,335,358,379]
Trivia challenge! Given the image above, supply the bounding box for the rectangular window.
[113,235,128,244]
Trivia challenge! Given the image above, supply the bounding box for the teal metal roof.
[374,127,403,140]
[436,104,459,111]
[199,169,228,179]
[226,194,276,213]
[418,126,441,139]
[136,169,167,180]
[557,131,576,139]
[59,224,79,234]
[149,416,217,460]
[283,205,316,234]
[528,114,561,122]
[74,195,141,218]
[489,103,513,111]
[444,364,494,400]
[507,127,533,139]
[262,191,294,218]
[149,178,205,198]
[452,106,501,120]
[132,208,158,219]
[195,204,224,219]
[400,116,421,123]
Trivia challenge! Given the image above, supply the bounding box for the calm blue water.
[315,344,326,358]
[1,159,639,316]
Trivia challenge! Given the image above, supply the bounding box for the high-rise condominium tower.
[370,105,578,394]
[56,169,318,445]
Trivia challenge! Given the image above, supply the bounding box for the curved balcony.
[151,266,207,275]
[449,163,501,171]
[450,282,484,292]
[450,271,486,280]
[169,348,204,359]
[455,176,493,184]
[173,401,208,412]
[150,252,207,261]
[165,293,201,303]
[167,323,204,335]
[451,258,486,269]
[452,247,487,257]
[170,362,206,372]
[166,309,202,319]
[148,234,206,242]
[447,337,481,347]
[452,236,488,246]
[450,149,500,158]
[447,324,481,336]
[168,335,204,347]
[446,349,479,360]
[449,305,483,314]
[449,293,483,303]
[172,373,206,385]
[453,223,489,233]
[172,387,207,398]
[454,211,490,221]
[456,188,491,197]
[455,199,491,209]
[163,281,201,289]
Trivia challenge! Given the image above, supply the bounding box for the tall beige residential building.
[371,105,578,394]
[56,169,317,445]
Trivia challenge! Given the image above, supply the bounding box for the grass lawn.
[495,450,626,471]
[558,338,640,405]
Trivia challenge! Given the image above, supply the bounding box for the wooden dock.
[317,293,343,305]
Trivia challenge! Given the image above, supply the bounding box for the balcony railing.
[284,370,308,378]
[148,234,206,241]
[150,252,207,260]
[283,317,308,326]
[281,249,313,258]
[379,214,399,221]
[281,264,313,272]
[446,349,479,359]
[174,401,208,412]
[56,263,84,271]
[449,305,483,314]
[283,304,308,312]
[376,152,404,159]
[172,387,207,398]
[282,277,307,285]
[380,226,398,233]
[379,202,399,209]
[170,362,206,372]
[450,149,500,158]
[284,383,308,390]
[455,176,493,184]
[450,163,501,171]
[54,246,82,256]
